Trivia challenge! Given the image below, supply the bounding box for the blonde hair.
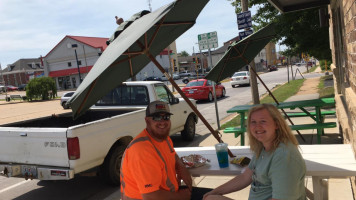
[247,104,299,157]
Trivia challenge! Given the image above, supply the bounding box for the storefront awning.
[49,66,93,77]
[267,0,330,13]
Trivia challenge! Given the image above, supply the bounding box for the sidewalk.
[192,71,354,199]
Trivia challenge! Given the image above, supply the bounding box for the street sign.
[237,11,252,30]
[239,30,253,40]
[198,31,218,50]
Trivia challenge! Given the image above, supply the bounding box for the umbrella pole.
[145,52,235,157]
[249,67,307,143]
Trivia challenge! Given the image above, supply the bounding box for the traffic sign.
[239,30,253,40]
[198,31,218,50]
[237,11,252,30]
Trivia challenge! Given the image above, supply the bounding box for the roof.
[211,36,240,55]
[45,35,109,58]
[267,0,330,13]
[67,36,109,50]
[1,58,43,73]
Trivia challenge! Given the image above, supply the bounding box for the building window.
[78,60,82,65]
[68,62,72,67]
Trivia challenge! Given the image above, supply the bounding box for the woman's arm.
[203,167,253,199]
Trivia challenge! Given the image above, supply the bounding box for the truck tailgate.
[0,127,70,167]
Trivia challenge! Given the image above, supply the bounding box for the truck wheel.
[100,145,126,185]
[221,88,226,97]
[181,115,196,141]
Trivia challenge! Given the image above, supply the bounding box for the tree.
[26,77,57,101]
[180,50,190,57]
[228,0,331,60]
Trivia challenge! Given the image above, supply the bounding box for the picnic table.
[224,97,336,144]
[176,144,356,200]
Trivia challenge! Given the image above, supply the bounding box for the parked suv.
[61,91,75,109]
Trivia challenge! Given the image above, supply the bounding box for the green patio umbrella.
[205,23,276,82]
[67,0,239,156]
[67,0,209,119]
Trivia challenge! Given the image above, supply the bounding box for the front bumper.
[0,164,74,180]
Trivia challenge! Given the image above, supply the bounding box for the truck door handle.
[20,133,27,137]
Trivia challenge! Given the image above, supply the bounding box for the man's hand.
[175,154,192,191]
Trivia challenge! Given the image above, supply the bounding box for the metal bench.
[7,95,26,101]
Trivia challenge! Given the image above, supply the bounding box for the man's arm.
[175,154,192,191]
[142,188,191,200]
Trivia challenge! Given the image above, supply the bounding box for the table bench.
[225,98,336,144]
[224,122,337,146]
[176,144,356,200]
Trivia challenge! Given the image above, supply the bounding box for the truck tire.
[100,145,126,185]
[181,115,196,141]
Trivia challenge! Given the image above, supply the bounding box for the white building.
[43,35,171,90]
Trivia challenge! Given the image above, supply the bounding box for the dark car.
[267,65,278,71]
[18,84,27,91]
[143,76,162,81]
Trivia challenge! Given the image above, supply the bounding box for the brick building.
[329,0,356,193]
[0,58,44,86]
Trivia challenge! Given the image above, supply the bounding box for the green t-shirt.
[248,142,306,200]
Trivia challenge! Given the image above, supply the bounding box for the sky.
[0,0,260,69]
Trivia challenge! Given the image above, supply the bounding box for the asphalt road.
[0,65,323,199]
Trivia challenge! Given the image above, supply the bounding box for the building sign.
[198,31,218,50]
[237,11,252,30]
[239,30,253,40]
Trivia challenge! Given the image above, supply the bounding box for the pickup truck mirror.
[171,97,179,104]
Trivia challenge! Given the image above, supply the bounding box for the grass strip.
[318,75,334,99]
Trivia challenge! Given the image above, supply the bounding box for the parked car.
[143,76,162,81]
[267,65,278,71]
[18,84,27,91]
[182,79,226,102]
[5,85,18,91]
[179,71,192,77]
[60,91,75,109]
[307,61,313,66]
[182,73,207,84]
[0,85,5,92]
[230,71,250,88]
[161,74,180,81]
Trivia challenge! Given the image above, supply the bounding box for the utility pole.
[241,0,259,104]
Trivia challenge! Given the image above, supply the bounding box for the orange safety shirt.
[120,129,178,199]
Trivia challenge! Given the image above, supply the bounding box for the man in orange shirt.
[120,101,193,199]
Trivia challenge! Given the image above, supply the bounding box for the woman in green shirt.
[203,104,306,200]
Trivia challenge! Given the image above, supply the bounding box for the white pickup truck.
[0,81,197,185]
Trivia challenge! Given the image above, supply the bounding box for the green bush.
[26,77,57,101]
[319,60,331,71]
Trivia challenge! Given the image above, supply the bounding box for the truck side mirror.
[171,97,179,104]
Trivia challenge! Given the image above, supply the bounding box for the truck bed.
[1,110,136,128]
